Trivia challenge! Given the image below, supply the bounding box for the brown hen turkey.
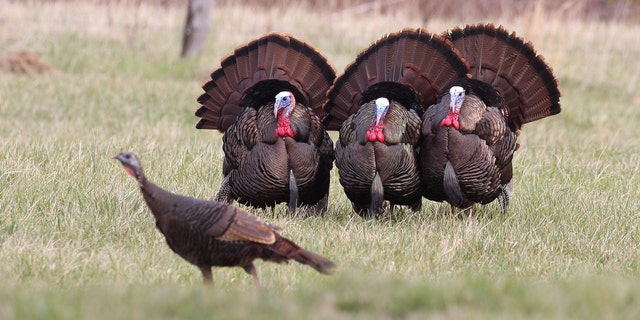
[322,28,470,218]
[114,152,336,287]
[420,24,562,215]
[195,33,336,214]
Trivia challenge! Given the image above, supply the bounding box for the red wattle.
[276,126,294,139]
[275,114,294,139]
[440,111,460,129]
[366,129,377,142]
[366,125,385,142]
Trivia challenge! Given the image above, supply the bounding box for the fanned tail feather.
[195,33,336,132]
[444,23,561,130]
[322,28,470,131]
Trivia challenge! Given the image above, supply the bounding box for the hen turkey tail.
[195,33,336,131]
[322,28,470,130]
[444,23,561,131]
[271,236,337,275]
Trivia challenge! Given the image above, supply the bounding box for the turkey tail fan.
[444,23,562,131]
[322,28,470,131]
[195,32,337,132]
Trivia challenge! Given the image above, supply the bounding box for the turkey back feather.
[444,23,561,131]
[322,28,471,130]
[196,33,336,132]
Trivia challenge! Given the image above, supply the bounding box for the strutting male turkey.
[114,152,336,287]
[195,33,336,214]
[322,28,470,218]
[419,24,562,215]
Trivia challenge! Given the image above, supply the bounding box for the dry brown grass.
[0,50,51,74]
[17,0,640,21]
[11,0,619,80]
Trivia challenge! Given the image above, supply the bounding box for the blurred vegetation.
[16,0,640,22]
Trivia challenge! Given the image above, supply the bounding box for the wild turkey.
[419,23,562,215]
[194,33,336,214]
[114,152,336,287]
[322,28,470,218]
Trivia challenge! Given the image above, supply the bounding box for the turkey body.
[195,33,336,213]
[419,24,561,214]
[421,80,517,211]
[335,100,422,216]
[323,28,470,218]
[221,100,333,209]
[153,196,288,272]
[114,152,336,286]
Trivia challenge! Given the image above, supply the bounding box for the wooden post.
[181,0,212,58]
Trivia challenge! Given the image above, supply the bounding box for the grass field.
[1,1,640,319]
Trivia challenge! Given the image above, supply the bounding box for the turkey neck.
[138,177,182,220]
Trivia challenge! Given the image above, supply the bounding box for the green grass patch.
[1,1,640,319]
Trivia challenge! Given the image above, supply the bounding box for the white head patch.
[374,97,390,125]
[275,91,292,101]
[450,86,465,97]
[375,97,390,109]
